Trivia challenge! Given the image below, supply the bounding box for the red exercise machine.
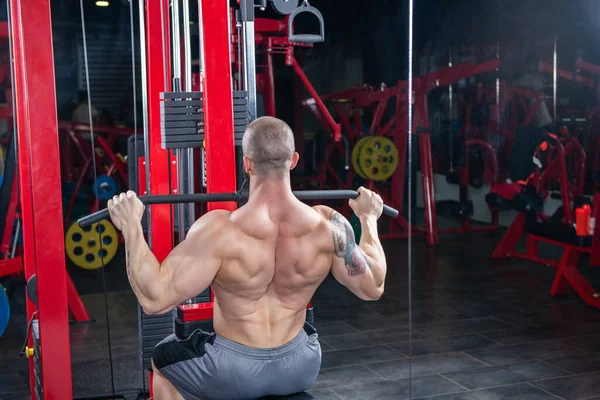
[304,59,501,244]
[488,126,600,310]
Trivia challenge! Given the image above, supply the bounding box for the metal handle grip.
[77,190,399,228]
[287,4,325,43]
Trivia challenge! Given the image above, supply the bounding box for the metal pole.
[448,47,453,171]
[170,0,187,241]
[183,0,195,225]
[139,0,152,239]
[171,0,181,84]
[237,17,242,90]
[197,0,206,83]
[241,0,257,120]
[182,0,192,90]
[553,34,557,122]
[10,219,20,258]
[496,42,500,152]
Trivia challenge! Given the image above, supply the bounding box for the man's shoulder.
[312,205,349,225]
[312,205,334,218]
[188,210,233,236]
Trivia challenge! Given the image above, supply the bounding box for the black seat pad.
[526,219,592,247]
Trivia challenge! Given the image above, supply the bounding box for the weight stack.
[32,320,43,400]
[137,305,173,370]
[160,91,249,149]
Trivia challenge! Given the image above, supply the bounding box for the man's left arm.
[109,191,228,315]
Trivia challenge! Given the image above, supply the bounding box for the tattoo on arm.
[329,210,371,277]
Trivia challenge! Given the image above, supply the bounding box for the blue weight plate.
[0,284,9,337]
[93,175,117,200]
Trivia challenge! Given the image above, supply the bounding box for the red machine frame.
[9,0,73,397]
[60,122,132,224]
[539,59,600,193]
[491,137,600,310]
[301,59,501,245]
[232,14,342,143]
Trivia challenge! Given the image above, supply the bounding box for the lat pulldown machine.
[8,0,329,398]
[129,0,330,386]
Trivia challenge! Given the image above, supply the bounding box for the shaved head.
[242,116,296,177]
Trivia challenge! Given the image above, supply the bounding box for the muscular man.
[108,116,387,400]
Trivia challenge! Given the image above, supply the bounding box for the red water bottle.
[576,204,591,236]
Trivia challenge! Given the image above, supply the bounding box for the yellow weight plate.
[351,136,374,179]
[357,136,398,181]
[65,220,119,270]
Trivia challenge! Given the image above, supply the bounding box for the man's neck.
[248,175,295,202]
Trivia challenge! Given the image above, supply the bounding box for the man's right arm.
[317,206,387,301]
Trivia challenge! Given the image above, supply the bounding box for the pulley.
[93,175,117,200]
[270,0,299,15]
[65,220,119,270]
[0,283,9,337]
[352,136,399,181]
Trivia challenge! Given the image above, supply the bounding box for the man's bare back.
[211,196,333,348]
[107,116,388,399]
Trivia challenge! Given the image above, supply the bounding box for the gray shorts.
[153,323,321,400]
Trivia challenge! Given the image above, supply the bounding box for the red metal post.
[146,0,174,261]
[419,132,438,246]
[292,57,341,141]
[414,93,438,246]
[264,37,277,117]
[10,0,73,397]
[200,0,237,211]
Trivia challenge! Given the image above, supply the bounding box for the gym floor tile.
[342,314,409,331]
[0,393,30,400]
[364,352,488,380]
[413,318,514,339]
[464,339,584,366]
[71,354,145,398]
[319,328,419,350]
[478,325,589,346]
[311,365,384,390]
[315,321,359,336]
[561,335,600,353]
[493,308,600,328]
[389,334,499,357]
[319,341,335,352]
[330,374,466,400]
[314,308,383,323]
[542,353,600,374]
[0,374,30,394]
[343,312,440,332]
[426,304,522,321]
[440,360,569,390]
[320,345,405,369]
[531,371,600,400]
[418,383,563,399]
[93,333,141,349]
[0,360,29,376]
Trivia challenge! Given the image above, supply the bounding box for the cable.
[78,1,116,397]
[128,0,146,395]
[6,0,22,273]
[407,0,414,398]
